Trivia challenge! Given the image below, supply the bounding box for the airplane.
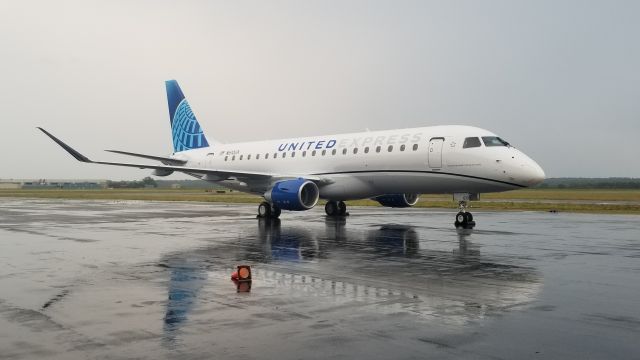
[38,80,545,227]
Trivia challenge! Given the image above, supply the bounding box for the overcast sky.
[1,0,638,180]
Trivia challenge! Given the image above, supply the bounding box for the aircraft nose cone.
[530,162,546,185]
[522,160,545,186]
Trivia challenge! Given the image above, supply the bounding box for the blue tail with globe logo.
[165,80,210,153]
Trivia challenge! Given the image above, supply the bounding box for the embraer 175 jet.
[39,80,545,227]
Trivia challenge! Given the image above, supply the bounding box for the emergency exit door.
[428,137,444,168]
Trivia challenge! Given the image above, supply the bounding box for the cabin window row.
[222,143,419,161]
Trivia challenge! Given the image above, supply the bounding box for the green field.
[1,188,639,214]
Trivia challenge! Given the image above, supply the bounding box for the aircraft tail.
[165,80,211,152]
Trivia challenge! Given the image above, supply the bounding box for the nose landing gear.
[454,200,475,228]
[258,201,281,219]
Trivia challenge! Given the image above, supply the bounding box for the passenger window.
[273,153,277,159]
[332,149,337,155]
[342,148,347,155]
[388,145,393,152]
[224,156,228,161]
[302,151,306,157]
[364,147,369,153]
[400,144,405,151]
[463,137,482,148]
[283,152,287,158]
[292,152,295,158]
[239,155,243,160]
[353,148,358,154]
[321,150,326,156]
[256,154,260,160]
[413,144,418,151]
[312,150,316,156]
[376,146,381,153]
[232,155,236,161]
[248,154,251,160]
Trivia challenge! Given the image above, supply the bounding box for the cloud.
[1,0,639,178]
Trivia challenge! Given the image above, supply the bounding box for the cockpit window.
[463,137,482,148]
[482,136,510,147]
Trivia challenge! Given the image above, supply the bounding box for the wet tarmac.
[0,198,638,359]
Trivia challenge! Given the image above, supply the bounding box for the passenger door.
[428,137,444,168]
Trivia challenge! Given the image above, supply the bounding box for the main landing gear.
[325,201,348,217]
[454,200,475,229]
[258,202,281,219]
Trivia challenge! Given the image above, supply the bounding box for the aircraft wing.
[38,128,321,183]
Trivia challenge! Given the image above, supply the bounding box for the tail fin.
[165,80,211,152]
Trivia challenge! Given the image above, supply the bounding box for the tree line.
[106,177,158,189]
[537,178,640,189]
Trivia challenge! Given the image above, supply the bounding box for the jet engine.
[264,178,319,211]
[372,193,420,208]
[152,169,174,177]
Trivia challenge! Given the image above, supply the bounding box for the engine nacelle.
[152,169,174,177]
[373,193,420,208]
[265,178,319,211]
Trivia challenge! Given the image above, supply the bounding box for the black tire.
[464,212,473,222]
[456,212,467,225]
[258,202,271,218]
[271,206,281,218]
[338,201,347,216]
[325,201,338,216]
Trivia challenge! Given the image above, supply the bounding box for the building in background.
[0,181,22,189]
[0,179,107,189]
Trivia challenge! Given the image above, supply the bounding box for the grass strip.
[1,189,639,214]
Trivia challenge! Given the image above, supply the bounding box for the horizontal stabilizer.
[105,150,187,165]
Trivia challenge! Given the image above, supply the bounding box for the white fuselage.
[173,125,545,201]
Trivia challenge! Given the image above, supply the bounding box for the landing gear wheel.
[454,212,475,228]
[271,206,281,219]
[325,201,338,216]
[338,201,347,216]
[455,212,467,227]
[258,202,271,218]
[454,199,475,228]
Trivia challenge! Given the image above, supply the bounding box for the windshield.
[482,136,510,147]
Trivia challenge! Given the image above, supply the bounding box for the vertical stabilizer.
[165,80,210,152]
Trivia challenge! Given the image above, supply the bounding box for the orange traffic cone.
[231,265,251,282]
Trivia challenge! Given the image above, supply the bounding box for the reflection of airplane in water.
[162,260,207,345]
[262,218,482,265]
[255,219,320,262]
[160,218,541,342]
